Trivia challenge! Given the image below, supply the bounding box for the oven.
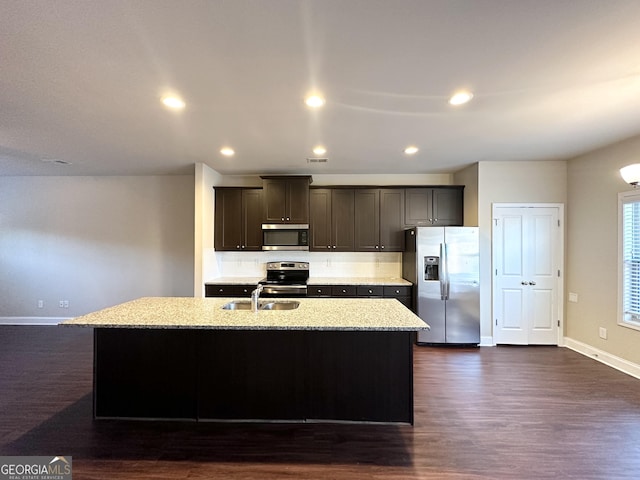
[259,261,309,297]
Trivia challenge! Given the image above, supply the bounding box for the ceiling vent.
[306,158,328,164]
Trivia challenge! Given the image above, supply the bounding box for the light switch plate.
[568,292,578,303]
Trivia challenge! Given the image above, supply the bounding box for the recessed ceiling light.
[305,95,325,108]
[449,91,473,106]
[312,146,327,155]
[161,96,186,110]
[404,146,419,155]
[220,147,235,156]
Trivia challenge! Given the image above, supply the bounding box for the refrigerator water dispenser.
[424,256,439,280]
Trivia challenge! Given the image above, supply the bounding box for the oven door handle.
[260,286,307,296]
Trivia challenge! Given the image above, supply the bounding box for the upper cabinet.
[309,188,355,251]
[261,176,311,224]
[214,188,263,251]
[404,187,464,227]
[354,188,405,252]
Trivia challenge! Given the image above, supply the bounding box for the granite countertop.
[307,277,411,286]
[205,277,263,285]
[60,296,429,331]
[205,276,412,286]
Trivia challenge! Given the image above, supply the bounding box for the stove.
[259,261,309,297]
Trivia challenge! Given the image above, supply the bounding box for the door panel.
[493,206,561,345]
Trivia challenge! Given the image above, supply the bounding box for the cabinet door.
[214,188,243,251]
[242,189,263,250]
[310,189,332,250]
[379,188,404,251]
[262,179,288,223]
[354,189,380,251]
[432,188,463,226]
[404,188,433,226]
[332,189,355,251]
[287,178,310,224]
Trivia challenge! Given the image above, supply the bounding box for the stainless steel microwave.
[262,224,309,251]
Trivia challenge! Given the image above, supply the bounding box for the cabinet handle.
[281,217,285,221]
[395,290,400,294]
[327,245,331,249]
[236,245,240,249]
[286,217,290,221]
[381,245,385,249]
[342,289,347,293]
[241,245,245,249]
[368,289,373,294]
[333,245,336,249]
[375,245,379,249]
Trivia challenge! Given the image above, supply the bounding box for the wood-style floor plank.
[1,326,640,479]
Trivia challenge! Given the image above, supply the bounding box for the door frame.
[491,203,565,346]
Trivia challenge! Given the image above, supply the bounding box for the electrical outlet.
[599,327,607,340]
[59,300,64,308]
[37,300,44,308]
[63,300,69,308]
[568,292,578,303]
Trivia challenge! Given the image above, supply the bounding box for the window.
[619,191,640,330]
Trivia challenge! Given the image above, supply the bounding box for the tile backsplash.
[212,251,403,279]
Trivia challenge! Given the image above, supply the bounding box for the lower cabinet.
[94,328,414,424]
[205,284,255,297]
[307,284,412,308]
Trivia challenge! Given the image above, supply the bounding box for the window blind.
[622,198,640,325]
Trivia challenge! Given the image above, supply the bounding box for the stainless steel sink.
[221,300,300,311]
[221,301,253,310]
[260,301,300,311]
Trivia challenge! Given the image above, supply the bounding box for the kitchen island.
[62,297,428,424]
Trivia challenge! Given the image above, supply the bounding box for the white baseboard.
[0,317,70,326]
[479,336,495,346]
[563,337,640,380]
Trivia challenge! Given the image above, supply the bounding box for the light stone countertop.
[60,296,429,331]
[307,277,411,286]
[205,276,412,286]
[204,277,263,285]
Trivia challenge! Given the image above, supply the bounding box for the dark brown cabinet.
[309,188,354,251]
[262,176,311,224]
[404,187,463,227]
[307,283,412,308]
[214,188,263,251]
[354,188,404,252]
[205,284,255,297]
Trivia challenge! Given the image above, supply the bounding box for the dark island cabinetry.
[214,188,263,251]
[94,328,414,424]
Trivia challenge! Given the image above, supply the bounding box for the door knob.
[521,281,528,285]
[529,281,537,285]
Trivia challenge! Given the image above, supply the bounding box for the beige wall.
[454,163,479,226]
[477,161,567,341]
[0,175,195,318]
[566,134,640,364]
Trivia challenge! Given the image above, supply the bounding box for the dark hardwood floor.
[1,326,640,479]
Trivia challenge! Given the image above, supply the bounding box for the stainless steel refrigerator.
[402,227,480,344]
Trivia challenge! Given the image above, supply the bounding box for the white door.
[493,205,562,345]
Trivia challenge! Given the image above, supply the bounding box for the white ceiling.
[3,0,640,176]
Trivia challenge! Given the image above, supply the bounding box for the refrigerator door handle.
[439,243,447,300]
[441,242,450,300]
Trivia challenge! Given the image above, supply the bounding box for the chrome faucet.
[251,284,264,312]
